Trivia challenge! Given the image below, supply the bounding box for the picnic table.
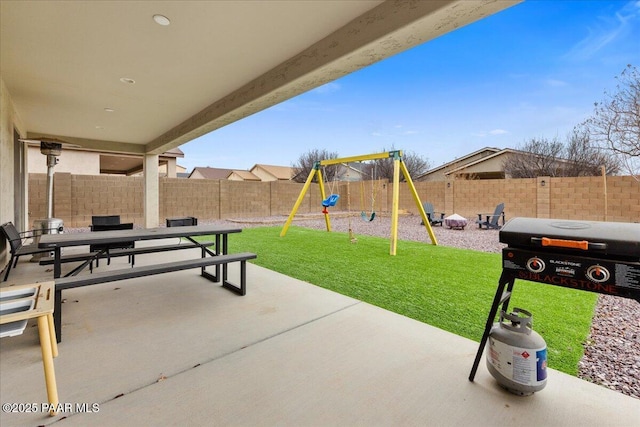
[38,225,255,341]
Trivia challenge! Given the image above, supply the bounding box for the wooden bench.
[53,252,257,341]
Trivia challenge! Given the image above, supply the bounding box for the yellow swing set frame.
[280,150,437,255]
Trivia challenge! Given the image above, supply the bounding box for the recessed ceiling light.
[104,108,115,113]
[95,126,104,129]
[120,77,135,84]
[153,14,170,26]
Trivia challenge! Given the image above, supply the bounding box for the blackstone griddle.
[469,217,640,382]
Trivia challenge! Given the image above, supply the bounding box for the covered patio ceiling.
[1,1,520,160]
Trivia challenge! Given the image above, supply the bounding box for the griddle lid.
[499,218,640,258]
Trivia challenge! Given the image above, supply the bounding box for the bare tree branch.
[291,149,339,183]
[366,146,430,181]
[583,64,640,179]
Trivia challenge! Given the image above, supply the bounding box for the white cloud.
[565,1,639,60]
[489,129,509,135]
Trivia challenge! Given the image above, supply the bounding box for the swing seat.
[360,211,376,222]
[322,194,340,207]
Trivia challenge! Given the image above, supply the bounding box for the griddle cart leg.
[469,271,516,381]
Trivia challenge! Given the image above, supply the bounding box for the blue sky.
[180,0,640,172]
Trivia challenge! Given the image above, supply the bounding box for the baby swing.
[321,166,340,214]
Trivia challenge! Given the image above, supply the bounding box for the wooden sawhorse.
[1,281,59,416]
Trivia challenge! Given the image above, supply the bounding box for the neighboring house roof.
[291,162,367,182]
[228,170,261,181]
[336,163,366,181]
[163,148,185,158]
[250,164,294,180]
[417,147,502,180]
[420,147,582,181]
[443,148,515,177]
[188,167,234,179]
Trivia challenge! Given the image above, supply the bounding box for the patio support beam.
[143,154,159,228]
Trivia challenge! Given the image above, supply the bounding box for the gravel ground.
[212,213,640,400]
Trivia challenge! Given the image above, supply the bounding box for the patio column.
[143,154,159,228]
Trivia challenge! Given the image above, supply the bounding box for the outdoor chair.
[90,215,121,227]
[1,222,53,281]
[166,216,198,227]
[166,217,198,244]
[90,222,135,266]
[419,202,444,227]
[476,203,505,229]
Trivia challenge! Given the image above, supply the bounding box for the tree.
[503,132,620,178]
[291,149,339,183]
[583,65,640,179]
[503,137,565,178]
[564,128,620,176]
[365,146,430,182]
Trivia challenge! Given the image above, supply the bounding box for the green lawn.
[223,225,598,376]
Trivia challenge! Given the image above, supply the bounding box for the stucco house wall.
[28,146,99,174]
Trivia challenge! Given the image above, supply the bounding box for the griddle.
[469,217,640,382]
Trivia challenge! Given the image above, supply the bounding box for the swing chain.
[358,161,376,222]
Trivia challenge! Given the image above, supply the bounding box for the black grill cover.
[499,217,640,259]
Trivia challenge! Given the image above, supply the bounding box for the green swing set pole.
[280,163,320,237]
[400,161,438,245]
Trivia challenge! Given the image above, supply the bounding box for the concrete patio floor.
[1,240,638,426]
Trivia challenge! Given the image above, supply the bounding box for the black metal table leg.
[53,247,61,279]
[200,233,222,282]
[216,233,222,280]
[469,271,515,381]
[222,234,228,282]
[53,247,62,342]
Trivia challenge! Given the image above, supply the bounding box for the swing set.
[280,150,438,255]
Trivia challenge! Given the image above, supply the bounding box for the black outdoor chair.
[166,217,199,244]
[90,222,135,266]
[1,222,53,281]
[166,217,197,227]
[476,203,505,229]
[91,215,121,227]
[419,202,444,227]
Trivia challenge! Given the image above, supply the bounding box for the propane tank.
[486,308,547,396]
